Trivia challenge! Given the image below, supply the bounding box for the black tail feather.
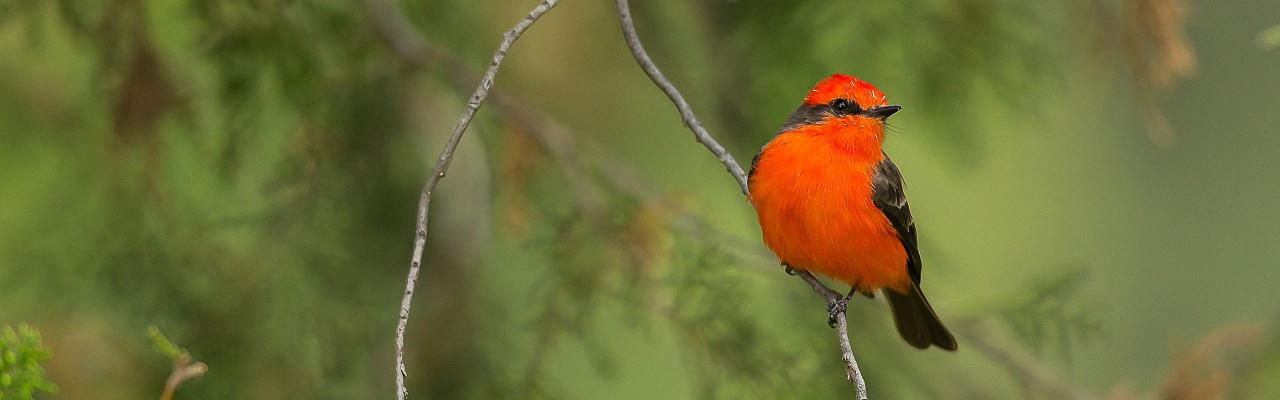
[885,283,957,351]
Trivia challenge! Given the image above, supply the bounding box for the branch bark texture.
[613,0,868,397]
[392,1,561,399]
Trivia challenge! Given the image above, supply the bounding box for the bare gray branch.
[797,270,868,398]
[393,1,561,399]
[612,0,750,196]
[612,0,867,397]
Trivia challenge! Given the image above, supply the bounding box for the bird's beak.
[863,105,901,120]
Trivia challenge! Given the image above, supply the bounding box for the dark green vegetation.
[1,0,1279,398]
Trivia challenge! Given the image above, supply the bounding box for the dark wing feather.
[749,150,762,179]
[871,152,922,284]
[875,152,958,350]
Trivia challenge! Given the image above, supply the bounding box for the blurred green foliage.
[0,324,57,400]
[1259,24,1280,51]
[997,268,1101,361]
[705,0,1060,166]
[146,325,191,362]
[1,0,1279,399]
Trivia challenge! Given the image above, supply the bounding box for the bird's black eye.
[830,98,858,114]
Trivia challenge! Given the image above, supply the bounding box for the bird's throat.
[821,125,884,161]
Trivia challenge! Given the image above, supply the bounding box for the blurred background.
[1,0,1279,398]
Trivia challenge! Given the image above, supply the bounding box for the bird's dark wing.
[872,152,922,284]
[749,150,762,179]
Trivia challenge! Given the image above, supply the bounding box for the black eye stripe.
[829,98,861,115]
[777,98,867,132]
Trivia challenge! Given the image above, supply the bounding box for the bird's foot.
[783,264,798,276]
[826,300,848,327]
[826,287,859,328]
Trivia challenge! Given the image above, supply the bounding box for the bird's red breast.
[748,74,909,293]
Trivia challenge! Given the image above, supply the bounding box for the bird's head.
[780,74,901,138]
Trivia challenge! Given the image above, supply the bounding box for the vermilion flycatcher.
[749,74,957,351]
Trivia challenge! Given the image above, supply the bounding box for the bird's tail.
[885,283,958,351]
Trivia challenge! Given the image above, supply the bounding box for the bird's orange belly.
[750,151,909,292]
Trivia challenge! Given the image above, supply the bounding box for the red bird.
[749,74,956,351]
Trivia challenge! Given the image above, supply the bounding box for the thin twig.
[365,0,601,212]
[612,0,867,397]
[159,353,207,400]
[393,1,561,399]
[611,0,750,196]
[368,0,756,256]
[147,326,208,400]
[375,0,864,394]
[796,272,867,396]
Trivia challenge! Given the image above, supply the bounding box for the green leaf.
[146,325,184,360]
